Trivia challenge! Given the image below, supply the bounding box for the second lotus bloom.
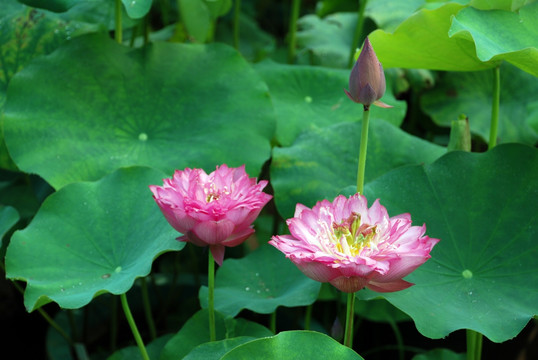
[270,194,439,293]
[150,164,272,265]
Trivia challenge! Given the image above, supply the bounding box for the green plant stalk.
[208,251,216,341]
[466,329,483,360]
[304,304,313,330]
[233,0,241,50]
[388,321,405,360]
[488,66,500,149]
[270,311,277,334]
[120,293,150,360]
[343,292,356,348]
[348,0,368,68]
[115,0,122,44]
[5,274,73,345]
[287,0,301,64]
[356,107,371,194]
[110,296,118,351]
[141,277,157,340]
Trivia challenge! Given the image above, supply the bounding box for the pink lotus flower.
[150,164,272,265]
[269,194,439,293]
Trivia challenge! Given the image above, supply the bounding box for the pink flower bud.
[344,37,392,109]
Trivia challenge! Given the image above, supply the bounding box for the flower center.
[332,213,377,256]
[203,183,231,203]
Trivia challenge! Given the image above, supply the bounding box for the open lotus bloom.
[150,164,272,265]
[344,37,392,109]
[269,194,439,293]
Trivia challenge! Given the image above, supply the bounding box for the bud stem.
[208,251,216,341]
[488,66,500,149]
[356,107,371,194]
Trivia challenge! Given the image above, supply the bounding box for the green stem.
[120,293,150,360]
[110,296,118,352]
[356,107,371,194]
[388,321,405,360]
[343,292,356,348]
[41,308,74,346]
[287,0,301,64]
[208,251,216,342]
[141,277,157,340]
[233,0,241,50]
[115,0,122,44]
[466,329,483,360]
[348,0,368,68]
[488,66,500,149]
[270,311,277,334]
[304,304,313,330]
[6,276,73,345]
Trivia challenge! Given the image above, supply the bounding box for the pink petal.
[193,219,235,245]
[220,227,255,247]
[293,260,342,283]
[330,276,369,293]
[210,245,226,266]
[366,279,413,292]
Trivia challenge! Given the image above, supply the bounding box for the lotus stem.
[304,304,313,330]
[348,0,368,68]
[466,329,483,360]
[208,251,216,341]
[356,107,371,194]
[233,0,241,50]
[141,277,157,340]
[110,295,118,351]
[388,320,405,360]
[344,292,356,348]
[287,0,301,63]
[488,66,500,149]
[115,0,122,44]
[120,293,150,360]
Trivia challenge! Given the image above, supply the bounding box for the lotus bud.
[344,37,392,110]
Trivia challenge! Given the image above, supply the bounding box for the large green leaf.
[121,0,152,19]
[108,334,173,360]
[448,2,538,77]
[365,0,424,32]
[295,12,356,68]
[368,3,493,71]
[255,60,406,146]
[358,144,538,342]
[215,13,276,62]
[198,244,321,317]
[412,349,465,360]
[0,3,100,169]
[5,166,185,311]
[220,331,364,359]
[160,309,272,360]
[18,0,78,12]
[183,337,257,360]
[271,121,445,219]
[421,63,538,145]
[3,34,275,189]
